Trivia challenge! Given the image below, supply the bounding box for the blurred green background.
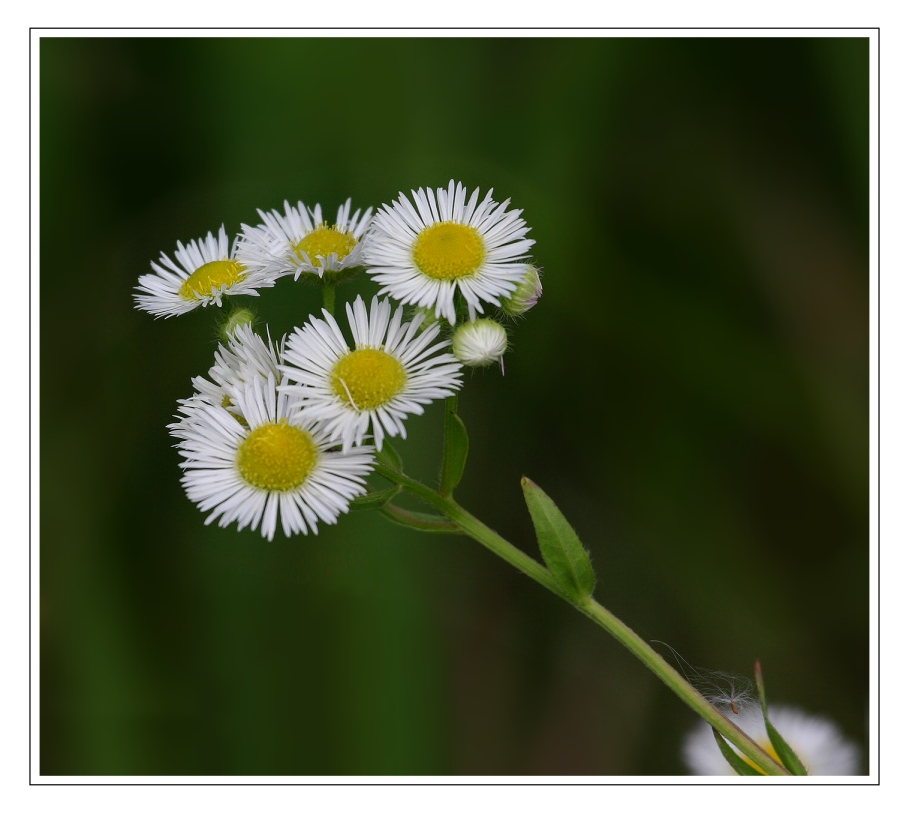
[40,35,869,776]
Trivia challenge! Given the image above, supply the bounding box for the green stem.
[323,282,336,316]
[374,462,791,776]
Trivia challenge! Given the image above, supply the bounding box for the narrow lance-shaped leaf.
[439,403,469,496]
[712,728,764,776]
[521,477,596,601]
[754,661,808,776]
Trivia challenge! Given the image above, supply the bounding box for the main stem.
[374,462,791,777]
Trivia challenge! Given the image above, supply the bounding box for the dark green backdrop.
[40,35,870,776]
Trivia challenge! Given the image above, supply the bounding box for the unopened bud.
[501,265,542,317]
[220,308,256,341]
[452,318,508,372]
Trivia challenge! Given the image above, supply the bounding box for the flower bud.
[501,265,542,317]
[452,318,508,371]
[219,308,256,341]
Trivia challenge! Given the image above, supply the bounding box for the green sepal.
[350,484,402,511]
[375,442,403,474]
[754,661,808,776]
[320,266,364,286]
[711,729,764,776]
[440,405,469,496]
[520,477,596,601]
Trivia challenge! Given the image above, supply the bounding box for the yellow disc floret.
[294,225,358,267]
[412,222,485,280]
[179,260,247,300]
[236,420,319,491]
[331,348,407,411]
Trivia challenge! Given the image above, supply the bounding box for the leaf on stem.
[754,661,808,776]
[520,477,596,601]
[712,729,764,776]
[440,408,469,496]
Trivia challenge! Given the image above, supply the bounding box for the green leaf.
[712,729,764,776]
[350,484,402,511]
[439,407,469,496]
[763,718,808,776]
[520,477,596,601]
[754,661,808,776]
[375,441,403,473]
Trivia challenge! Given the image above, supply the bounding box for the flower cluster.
[137,181,541,539]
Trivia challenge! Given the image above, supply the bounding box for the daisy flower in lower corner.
[171,373,375,541]
[134,225,279,318]
[235,198,373,282]
[682,702,861,776]
[278,295,463,451]
[364,179,535,324]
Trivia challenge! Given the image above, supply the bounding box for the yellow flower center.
[294,225,358,267]
[236,420,319,491]
[331,348,407,411]
[179,260,247,300]
[412,221,485,280]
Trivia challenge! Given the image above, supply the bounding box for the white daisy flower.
[134,225,279,318]
[364,179,535,324]
[171,373,374,541]
[279,295,463,451]
[683,702,861,776]
[452,318,508,371]
[235,198,373,282]
[173,324,284,423]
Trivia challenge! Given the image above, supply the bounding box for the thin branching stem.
[374,461,791,777]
